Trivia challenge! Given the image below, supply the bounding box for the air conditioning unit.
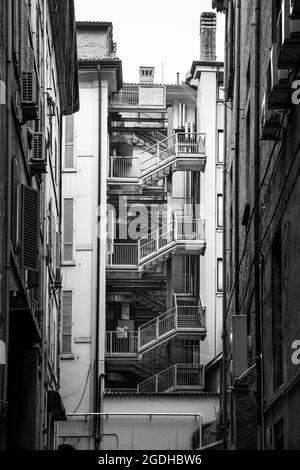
[260,93,282,140]
[268,44,290,109]
[290,0,300,18]
[54,267,62,289]
[278,0,300,68]
[21,70,39,121]
[30,132,47,173]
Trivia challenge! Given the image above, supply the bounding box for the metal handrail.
[106,331,139,355]
[137,363,204,394]
[138,218,205,263]
[139,132,206,174]
[138,304,206,351]
[108,243,138,267]
[108,155,140,179]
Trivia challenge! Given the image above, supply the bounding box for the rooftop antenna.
[161,61,164,84]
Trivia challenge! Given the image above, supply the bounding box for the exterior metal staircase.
[106,297,206,358]
[139,132,206,187]
[137,363,205,394]
[138,216,206,270]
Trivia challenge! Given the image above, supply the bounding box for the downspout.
[94,63,102,450]
[234,0,241,318]
[221,8,229,448]
[2,0,12,447]
[39,0,48,449]
[254,0,263,450]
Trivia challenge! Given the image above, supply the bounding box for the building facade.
[0,0,78,450]
[213,0,300,450]
[58,16,223,450]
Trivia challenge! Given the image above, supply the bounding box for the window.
[62,291,72,353]
[218,130,224,164]
[217,194,223,228]
[63,198,73,261]
[217,258,223,292]
[64,115,75,169]
[218,84,225,101]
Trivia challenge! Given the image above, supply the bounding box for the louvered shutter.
[21,184,39,271]
[11,158,19,248]
[63,199,73,261]
[62,291,72,353]
[21,0,29,71]
[64,115,75,168]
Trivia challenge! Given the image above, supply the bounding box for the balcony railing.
[137,364,204,394]
[109,84,166,109]
[108,243,138,268]
[138,217,206,269]
[108,156,140,183]
[106,331,138,356]
[138,303,206,353]
[139,133,206,184]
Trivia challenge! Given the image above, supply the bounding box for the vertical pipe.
[39,0,48,449]
[94,63,102,450]
[234,0,241,318]
[2,0,12,450]
[254,0,263,450]
[221,6,229,448]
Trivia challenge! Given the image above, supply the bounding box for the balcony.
[109,84,166,111]
[138,217,206,271]
[137,364,205,394]
[138,301,206,354]
[108,156,140,186]
[277,1,300,69]
[139,133,206,187]
[107,243,139,269]
[106,331,138,357]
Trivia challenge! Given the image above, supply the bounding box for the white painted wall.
[196,66,224,363]
[100,394,219,450]
[59,76,109,450]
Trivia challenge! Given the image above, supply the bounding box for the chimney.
[139,66,155,84]
[200,12,217,61]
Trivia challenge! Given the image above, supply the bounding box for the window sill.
[61,261,76,267]
[62,169,78,173]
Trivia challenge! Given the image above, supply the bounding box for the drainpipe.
[234,0,241,319]
[2,0,12,448]
[39,0,48,449]
[221,7,229,448]
[94,63,102,450]
[254,0,263,450]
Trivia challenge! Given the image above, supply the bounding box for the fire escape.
[105,79,207,393]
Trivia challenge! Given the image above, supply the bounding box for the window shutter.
[55,231,61,269]
[63,199,73,261]
[28,267,40,304]
[62,291,72,353]
[21,184,39,271]
[64,115,75,168]
[11,158,19,248]
[21,0,29,71]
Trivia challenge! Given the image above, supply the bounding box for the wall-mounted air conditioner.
[278,0,300,68]
[268,44,290,109]
[21,70,39,121]
[290,0,300,19]
[260,93,282,140]
[30,132,47,173]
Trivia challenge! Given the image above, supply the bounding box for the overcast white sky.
[74,0,225,84]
